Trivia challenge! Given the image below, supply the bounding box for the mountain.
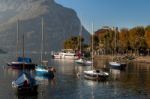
[0,0,90,52]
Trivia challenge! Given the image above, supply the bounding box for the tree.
[93,34,99,50]
[129,26,145,50]
[64,40,73,49]
[119,28,129,51]
[104,31,113,53]
[145,25,150,48]
[63,36,84,50]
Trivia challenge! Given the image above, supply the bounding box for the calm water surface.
[0,53,150,99]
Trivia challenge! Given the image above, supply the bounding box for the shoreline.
[94,55,150,64]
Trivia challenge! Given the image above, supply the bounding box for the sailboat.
[75,58,92,66]
[35,18,55,78]
[83,23,109,81]
[12,34,39,95]
[7,20,36,69]
[109,27,126,70]
[12,72,39,95]
[75,18,92,66]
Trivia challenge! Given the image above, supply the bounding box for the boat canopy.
[13,72,37,87]
[17,57,32,63]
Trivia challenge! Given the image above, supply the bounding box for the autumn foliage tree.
[128,26,145,50]
[64,25,150,55]
[63,36,84,50]
[119,28,129,51]
[145,26,150,48]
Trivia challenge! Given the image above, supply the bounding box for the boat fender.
[48,67,56,72]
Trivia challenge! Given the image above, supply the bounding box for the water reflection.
[110,69,121,80]
[52,59,76,75]
[1,54,150,99]
[121,62,150,95]
[3,67,20,77]
[17,95,38,99]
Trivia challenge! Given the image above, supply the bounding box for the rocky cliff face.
[0,0,90,52]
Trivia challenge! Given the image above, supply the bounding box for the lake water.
[0,53,150,99]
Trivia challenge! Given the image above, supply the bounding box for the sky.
[55,0,150,33]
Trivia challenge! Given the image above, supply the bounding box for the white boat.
[75,58,84,64]
[84,70,109,81]
[52,49,78,60]
[109,27,126,70]
[109,62,121,66]
[75,18,92,66]
[75,58,92,66]
[84,60,92,66]
[109,61,126,70]
[60,49,77,59]
[83,23,109,81]
[51,52,61,59]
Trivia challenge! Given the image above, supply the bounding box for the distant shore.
[94,55,150,64]
[132,56,150,63]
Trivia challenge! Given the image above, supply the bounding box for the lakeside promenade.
[94,55,150,63]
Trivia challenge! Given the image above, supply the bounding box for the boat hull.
[84,74,109,81]
[13,85,38,95]
[110,65,126,70]
[35,67,55,78]
[52,49,78,60]
[62,55,78,59]
[36,70,54,78]
[12,72,39,96]
[109,62,126,70]
[52,54,61,59]
[84,70,109,81]
[75,59,92,66]
[7,62,36,70]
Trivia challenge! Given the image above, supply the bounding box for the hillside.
[0,0,90,52]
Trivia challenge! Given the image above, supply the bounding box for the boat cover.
[12,72,37,87]
[17,57,32,63]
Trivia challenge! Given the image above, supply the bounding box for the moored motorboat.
[75,58,92,66]
[109,61,126,70]
[51,52,62,59]
[109,27,126,70]
[52,49,78,60]
[84,70,109,81]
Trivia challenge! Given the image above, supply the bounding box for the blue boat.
[35,65,55,78]
[7,57,36,69]
[35,18,55,78]
[12,72,39,95]
[7,21,36,70]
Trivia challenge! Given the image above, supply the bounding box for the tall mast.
[79,17,82,53]
[16,20,19,58]
[114,27,117,54]
[41,17,44,63]
[92,23,94,70]
[22,34,24,58]
[22,31,25,70]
